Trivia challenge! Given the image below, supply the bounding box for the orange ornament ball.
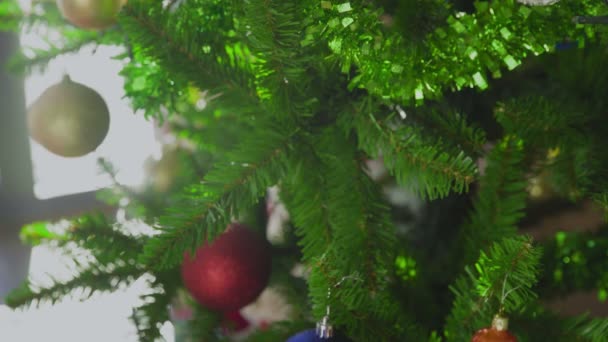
[56,0,126,30]
[27,76,110,157]
[472,315,517,342]
[472,327,517,342]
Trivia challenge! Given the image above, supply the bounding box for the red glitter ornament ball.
[472,315,517,342]
[181,223,272,312]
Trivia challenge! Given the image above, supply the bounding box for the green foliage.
[281,143,333,260]
[385,0,450,48]
[460,136,528,265]
[119,0,259,122]
[0,1,68,32]
[345,99,478,199]
[0,0,124,73]
[120,0,242,120]
[140,121,295,269]
[65,214,145,265]
[5,0,608,340]
[494,96,587,151]
[539,227,608,300]
[5,214,146,308]
[131,290,173,342]
[299,129,418,341]
[186,305,223,342]
[19,221,63,246]
[242,0,315,119]
[444,236,541,341]
[406,105,487,157]
[0,0,24,31]
[9,28,124,74]
[313,0,606,105]
[5,263,141,308]
[568,316,608,342]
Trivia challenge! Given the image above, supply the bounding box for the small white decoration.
[516,0,560,6]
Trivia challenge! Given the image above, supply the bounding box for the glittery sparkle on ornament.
[27,75,110,157]
[181,223,272,312]
[471,315,518,342]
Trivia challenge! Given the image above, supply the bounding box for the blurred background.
[0,1,167,338]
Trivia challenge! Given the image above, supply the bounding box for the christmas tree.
[2,0,608,340]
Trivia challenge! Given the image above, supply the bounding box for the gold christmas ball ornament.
[152,149,181,193]
[27,75,110,158]
[56,0,126,30]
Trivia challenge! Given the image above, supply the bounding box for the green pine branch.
[187,305,223,342]
[346,100,477,199]
[130,268,182,342]
[120,0,248,120]
[139,122,295,269]
[119,0,260,121]
[512,305,608,341]
[568,316,608,342]
[10,36,93,73]
[316,128,395,290]
[131,291,172,342]
[0,1,67,31]
[494,96,588,150]
[308,250,421,341]
[406,106,487,157]
[545,145,592,201]
[281,141,333,261]
[64,214,145,266]
[5,263,143,308]
[298,129,418,341]
[460,135,528,266]
[242,0,314,119]
[592,193,608,221]
[1,0,125,74]
[18,214,143,268]
[8,26,124,74]
[444,236,542,341]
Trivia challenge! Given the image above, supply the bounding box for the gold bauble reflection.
[56,0,127,30]
[27,76,110,157]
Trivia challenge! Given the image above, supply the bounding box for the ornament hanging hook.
[498,272,523,315]
[316,273,363,338]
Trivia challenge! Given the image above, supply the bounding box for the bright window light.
[0,8,171,342]
[0,244,175,342]
[23,43,160,199]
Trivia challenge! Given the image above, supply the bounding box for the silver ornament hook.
[316,274,363,338]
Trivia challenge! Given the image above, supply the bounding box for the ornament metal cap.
[316,315,334,338]
[491,314,509,331]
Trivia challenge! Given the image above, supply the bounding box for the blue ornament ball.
[286,329,351,342]
[555,41,577,51]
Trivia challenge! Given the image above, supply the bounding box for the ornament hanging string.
[498,273,523,316]
[316,274,363,338]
